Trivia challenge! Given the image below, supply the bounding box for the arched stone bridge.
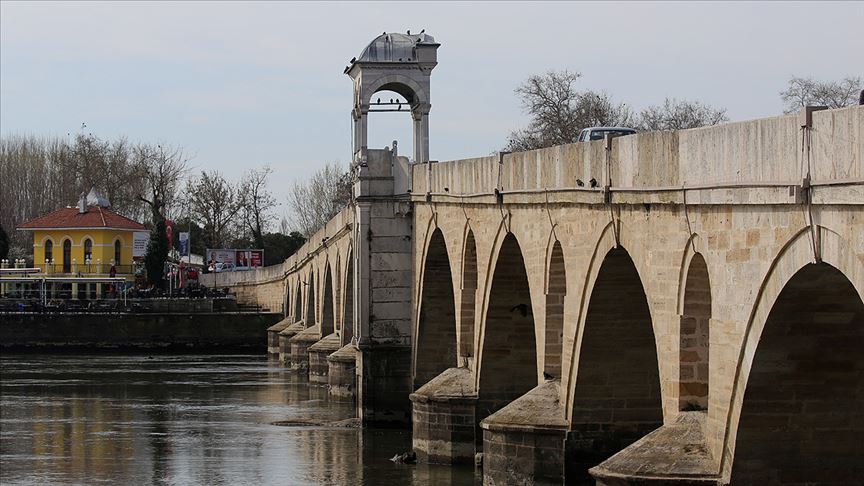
[206,105,863,485]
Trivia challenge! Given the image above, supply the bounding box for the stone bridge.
[205,104,862,485]
[201,32,863,486]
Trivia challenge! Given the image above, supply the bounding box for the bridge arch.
[544,239,566,379]
[341,245,355,345]
[321,259,335,336]
[305,269,316,327]
[722,226,864,482]
[459,227,478,365]
[413,227,457,389]
[293,279,303,322]
[677,236,712,411]
[476,231,539,423]
[566,244,663,476]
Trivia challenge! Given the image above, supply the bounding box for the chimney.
[78,195,87,214]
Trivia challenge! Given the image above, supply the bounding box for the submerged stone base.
[278,321,305,364]
[589,412,720,486]
[328,343,358,398]
[267,317,292,355]
[357,343,411,425]
[410,367,477,464]
[308,333,341,383]
[288,324,321,371]
[480,381,568,485]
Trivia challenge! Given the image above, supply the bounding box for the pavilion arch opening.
[680,253,711,411]
[414,229,457,389]
[568,247,662,478]
[321,264,335,336]
[342,251,354,344]
[367,90,414,160]
[731,263,864,485]
[545,241,566,378]
[478,234,538,424]
[460,230,477,362]
[306,272,316,327]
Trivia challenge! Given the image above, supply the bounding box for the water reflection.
[0,354,478,485]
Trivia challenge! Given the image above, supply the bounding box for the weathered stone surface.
[480,381,568,485]
[308,333,341,383]
[204,104,864,485]
[590,412,720,485]
[410,367,477,464]
[266,317,293,355]
[288,324,321,371]
[327,343,358,398]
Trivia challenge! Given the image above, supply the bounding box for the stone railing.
[413,106,862,196]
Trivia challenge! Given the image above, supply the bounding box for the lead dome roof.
[358,32,436,63]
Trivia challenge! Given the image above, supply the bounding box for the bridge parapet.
[413,106,862,203]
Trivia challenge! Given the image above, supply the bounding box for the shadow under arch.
[722,225,864,481]
[305,270,316,327]
[566,246,662,480]
[679,251,711,411]
[460,228,478,364]
[293,279,303,322]
[544,239,567,379]
[413,228,457,389]
[321,261,335,336]
[731,262,864,484]
[341,246,355,345]
[476,233,538,432]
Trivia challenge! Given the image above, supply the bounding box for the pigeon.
[589,178,598,188]
[576,179,584,187]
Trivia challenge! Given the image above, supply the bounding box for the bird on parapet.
[590,178,598,188]
[576,179,584,187]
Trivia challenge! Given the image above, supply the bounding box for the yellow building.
[16,189,147,286]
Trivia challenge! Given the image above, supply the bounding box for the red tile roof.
[17,206,147,231]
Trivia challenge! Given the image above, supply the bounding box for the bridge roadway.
[202,105,863,485]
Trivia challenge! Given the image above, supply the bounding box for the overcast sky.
[2,1,862,221]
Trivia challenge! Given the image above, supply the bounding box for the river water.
[0,354,479,485]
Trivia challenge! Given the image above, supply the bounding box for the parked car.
[213,262,235,273]
[578,127,636,142]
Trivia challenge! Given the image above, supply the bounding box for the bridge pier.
[357,344,412,424]
[588,412,720,486]
[308,333,341,383]
[410,367,477,464]
[288,324,320,371]
[327,343,357,398]
[480,381,568,485]
[278,321,304,364]
[266,317,292,355]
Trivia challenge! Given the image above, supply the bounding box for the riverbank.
[0,312,281,350]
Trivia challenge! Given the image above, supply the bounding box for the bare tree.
[239,166,278,249]
[287,161,352,237]
[780,76,862,113]
[135,143,188,224]
[0,133,152,255]
[637,98,728,131]
[186,170,242,249]
[506,70,634,151]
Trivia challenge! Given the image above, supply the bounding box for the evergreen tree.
[0,224,9,260]
[144,217,169,288]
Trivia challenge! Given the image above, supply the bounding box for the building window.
[114,240,122,264]
[84,239,92,262]
[45,240,53,263]
[63,240,71,273]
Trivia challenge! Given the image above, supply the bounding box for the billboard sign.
[206,249,264,269]
[133,231,150,258]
